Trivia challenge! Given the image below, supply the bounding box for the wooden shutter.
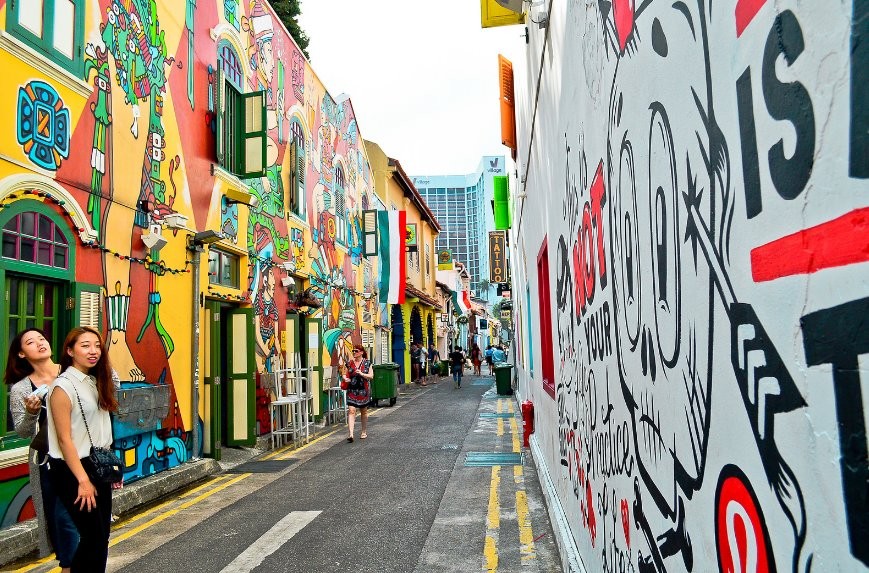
[79,290,101,329]
[288,141,298,214]
[296,142,305,215]
[362,209,378,257]
[216,68,226,165]
[240,90,266,177]
[498,54,517,157]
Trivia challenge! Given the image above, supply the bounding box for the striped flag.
[378,210,406,304]
[452,290,471,315]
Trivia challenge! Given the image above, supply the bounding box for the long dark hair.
[4,328,50,386]
[59,327,117,412]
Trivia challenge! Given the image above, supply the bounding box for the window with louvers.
[79,290,100,329]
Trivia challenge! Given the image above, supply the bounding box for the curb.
[0,457,221,568]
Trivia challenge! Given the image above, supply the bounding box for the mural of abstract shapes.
[16,81,70,171]
[715,465,774,573]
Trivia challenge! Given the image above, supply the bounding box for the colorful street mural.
[514,0,867,571]
[0,0,373,527]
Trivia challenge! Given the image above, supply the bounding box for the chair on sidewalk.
[269,355,313,448]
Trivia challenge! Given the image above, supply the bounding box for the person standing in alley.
[427,343,441,382]
[449,346,466,388]
[343,345,373,442]
[485,345,495,375]
[5,328,78,570]
[410,342,426,386]
[470,344,483,376]
[492,344,507,365]
[47,327,118,573]
[419,343,429,384]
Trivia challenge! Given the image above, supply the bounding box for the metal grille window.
[207,249,239,288]
[2,211,68,269]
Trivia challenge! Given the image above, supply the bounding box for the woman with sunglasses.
[5,328,78,569]
[342,345,373,442]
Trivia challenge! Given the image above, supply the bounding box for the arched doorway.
[410,306,423,345]
[390,305,405,384]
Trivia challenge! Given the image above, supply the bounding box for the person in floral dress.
[342,345,373,442]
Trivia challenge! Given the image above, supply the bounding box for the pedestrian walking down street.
[485,345,494,375]
[471,344,483,376]
[47,327,118,573]
[5,329,78,568]
[342,345,373,442]
[449,346,465,388]
[427,343,441,382]
[419,344,429,384]
[492,345,507,364]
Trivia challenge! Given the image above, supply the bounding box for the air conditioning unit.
[495,0,524,14]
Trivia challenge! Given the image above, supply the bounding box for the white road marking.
[219,510,321,573]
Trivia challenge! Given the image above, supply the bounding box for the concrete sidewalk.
[0,382,430,568]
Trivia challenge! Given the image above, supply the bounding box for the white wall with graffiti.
[510,0,867,571]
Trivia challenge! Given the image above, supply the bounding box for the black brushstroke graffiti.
[801,297,869,567]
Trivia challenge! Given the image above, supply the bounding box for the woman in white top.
[48,327,117,573]
[4,328,78,566]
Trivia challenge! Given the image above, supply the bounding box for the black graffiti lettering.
[736,68,763,218]
[762,10,815,200]
[584,301,613,362]
[802,297,869,567]
[851,0,868,177]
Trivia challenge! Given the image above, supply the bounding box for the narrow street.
[7,375,560,573]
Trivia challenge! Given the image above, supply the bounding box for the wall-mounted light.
[163,213,189,230]
[192,230,225,246]
[224,188,259,209]
[141,223,168,251]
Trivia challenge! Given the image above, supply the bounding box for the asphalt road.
[10,374,561,573]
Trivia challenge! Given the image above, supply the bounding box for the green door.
[226,307,256,446]
[203,302,222,459]
[2,276,63,440]
[304,317,323,416]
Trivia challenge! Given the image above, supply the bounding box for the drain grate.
[464,452,523,467]
[225,459,297,473]
[479,412,516,419]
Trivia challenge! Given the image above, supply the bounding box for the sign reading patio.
[489,231,507,283]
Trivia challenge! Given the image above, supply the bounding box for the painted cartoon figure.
[603,0,808,571]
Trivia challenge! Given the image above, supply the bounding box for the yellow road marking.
[516,490,537,561]
[497,399,504,437]
[275,429,338,460]
[484,465,501,572]
[110,473,251,547]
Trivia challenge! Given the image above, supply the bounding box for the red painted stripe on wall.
[750,208,869,282]
[735,0,769,37]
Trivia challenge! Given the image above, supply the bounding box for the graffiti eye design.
[614,138,641,351]
[648,104,680,368]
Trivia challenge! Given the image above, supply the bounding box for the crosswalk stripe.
[219,510,321,573]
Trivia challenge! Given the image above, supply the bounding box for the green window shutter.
[296,144,305,216]
[240,90,266,178]
[216,68,225,165]
[362,209,378,257]
[288,141,298,214]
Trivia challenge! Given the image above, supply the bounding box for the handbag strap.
[61,372,96,450]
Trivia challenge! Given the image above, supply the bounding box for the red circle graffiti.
[716,471,772,573]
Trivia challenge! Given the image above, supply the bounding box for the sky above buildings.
[298,1,525,177]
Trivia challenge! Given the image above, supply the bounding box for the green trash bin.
[371,363,399,407]
[494,363,513,395]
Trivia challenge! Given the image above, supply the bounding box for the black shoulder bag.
[71,381,123,485]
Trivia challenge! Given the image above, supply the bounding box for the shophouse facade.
[506,1,868,571]
[411,156,504,299]
[0,0,378,528]
[365,140,441,384]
